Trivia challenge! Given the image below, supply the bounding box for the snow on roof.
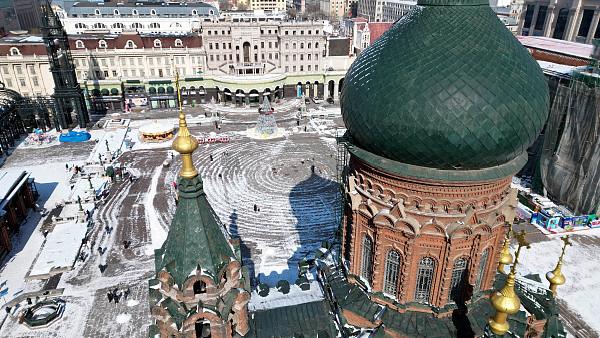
[0,171,30,211]
[517,35,593,60]
[28,221,88,278]
[537,60,576,75]
[139,120,175,135]
[248,280,324,312]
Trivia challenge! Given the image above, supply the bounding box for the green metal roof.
[155,175,234,286]
[252,300,337,338]
[341,2,549,173]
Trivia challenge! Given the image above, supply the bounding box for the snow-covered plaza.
[0,101,345,337]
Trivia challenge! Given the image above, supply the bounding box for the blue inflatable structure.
[59,130,91,143]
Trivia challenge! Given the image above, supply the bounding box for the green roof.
[252,300,337,338]
[341,0,549,174]
[155,175,234,286]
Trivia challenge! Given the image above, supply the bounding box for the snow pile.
[116,313,132,324]
[28,221,89,278]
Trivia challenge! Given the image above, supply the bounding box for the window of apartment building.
[315,65,318,71]
[217,55,220,61]
[275,42,278,48]
[285,55,289,61]
[300,54,304,61]
[131,69,137,77]
[261,42,265,48]
[300,65,303,71]
[15,65,22,75]
[110,59,115,66]
[222,30,225,35]
[236,45,240,50]
[293,43,296,49]
[315,42,319,48]
[210,55,214,61]
[149,58,154,65]
[76,40,85,49]
[154,39,162,48]
[236,54,240,62]
[229,54,232,61]
[100,59,107,67]
[309,30,312,34]
[158,69,164,77]
[285,66,289,72]
[578,9,594,37]
[4,79,11,87]
[103,70,109,78]
[315,53,319,60]
[32,77,39,86]
[1,66,8,74]
[125,40,137,48]
[293,55,296,61]
[285,43,289,49]
[316,30,319,35]
[129,58,134,66]
[222,43,226,49]
[293,30,296,35]
[10,47,20,56]
[208,31,211,35]
[308,54,311,60]
[268,30,271,34]
[301,43,304,49]
[301,30,304,35]
[269,53,272,60]
[293,66,296,71]
[216,43,219,50]
[120,59,126,66]
[112,70,118,77]
[175,39,183,47]
[308,42,311,49]
[308,65,311,71]
[28,65,36,75]
[229,43,232,49]
[254,54,258,62]
[285,30,288,35]
[275,53,278,60]
[19,78,26,87]
[261,30,264,34]
[268,42,272,49]
[209,43,213,49]
[99,40,107,48]
[262,53,265,60]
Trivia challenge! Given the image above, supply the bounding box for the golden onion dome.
[546,266,566,286]
[490,272,521,315]
[498,247,513,265]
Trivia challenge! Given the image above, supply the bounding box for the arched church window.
[449,257,468,302]
[360,235,373,283]
[414,257,435,303]
[193,280,206,294]
[195,320,211,338]
[383,250,400,296]
[476,248,489,290]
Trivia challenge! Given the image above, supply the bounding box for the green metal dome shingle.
[341,2,549,172]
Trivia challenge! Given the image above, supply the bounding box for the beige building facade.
[0,19,350,113]
[517,0,600,44]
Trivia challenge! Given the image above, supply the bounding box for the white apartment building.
[358,0,416,22]
[55,2,219,36]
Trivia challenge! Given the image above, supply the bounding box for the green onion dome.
[341,0,549,173]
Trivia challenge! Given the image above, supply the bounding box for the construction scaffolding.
[540,60,600,214]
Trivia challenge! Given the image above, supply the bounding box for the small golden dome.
[172,127,198,155]
[498,248,513,265]
[546,266,566,286]
[490,273,521,315]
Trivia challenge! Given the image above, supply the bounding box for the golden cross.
[510,230,530,274]
[559,235,572,261]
